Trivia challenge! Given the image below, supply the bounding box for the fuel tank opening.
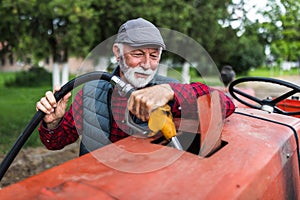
[151,132,228,157]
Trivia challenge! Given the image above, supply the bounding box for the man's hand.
[127,84,174,121]
[36,86,71,129]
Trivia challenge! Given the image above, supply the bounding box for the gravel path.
[0,143,79,188]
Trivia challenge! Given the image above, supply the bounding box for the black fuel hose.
[0,71,112,181]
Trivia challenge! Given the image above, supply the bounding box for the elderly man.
[36,18,235,155]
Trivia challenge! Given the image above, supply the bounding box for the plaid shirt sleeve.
[38,90,83,150]
[169,82,235,119]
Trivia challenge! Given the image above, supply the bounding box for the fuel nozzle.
[148,105,183,150]
[110,75,183,150]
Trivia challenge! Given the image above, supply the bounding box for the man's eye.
[132,53,143,57]
[151,54,159,59]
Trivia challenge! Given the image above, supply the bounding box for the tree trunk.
[61,63,69,85]
[182,62,190,83]
[158,59,171,76]
[52,62,60,88]
[95,56,109,72]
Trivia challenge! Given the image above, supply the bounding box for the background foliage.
[4,66,51,87]
[1,0,298,75]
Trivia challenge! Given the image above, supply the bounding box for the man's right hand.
[36,86,71,129]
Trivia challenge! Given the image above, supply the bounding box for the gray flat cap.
[115,18,166,49]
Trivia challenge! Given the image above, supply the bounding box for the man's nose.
[140,54,151,69]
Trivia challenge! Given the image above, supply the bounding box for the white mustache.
[134,68,153,76]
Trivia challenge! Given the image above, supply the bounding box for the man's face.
[118,44,161,88]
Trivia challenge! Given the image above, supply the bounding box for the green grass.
[248,66,300,77]
[0,72,15,86]
[0,72,51,154]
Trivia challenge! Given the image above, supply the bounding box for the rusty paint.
[0,108,300,199]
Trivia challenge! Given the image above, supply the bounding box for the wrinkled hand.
[128,84,174,121]
[36,86,71,129]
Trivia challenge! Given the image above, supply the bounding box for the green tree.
[1,0,99,63]
[229,34,265,74]
[0,0,30,64]
[1,0,266,76]
[228,22,266,74]
[260,0,300,64]
[279,0,300,63]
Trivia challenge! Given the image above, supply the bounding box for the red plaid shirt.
[39,82,235,150]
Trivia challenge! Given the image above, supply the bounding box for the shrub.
[4,66,51,87]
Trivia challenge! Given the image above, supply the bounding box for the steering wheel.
[228,77,300,115]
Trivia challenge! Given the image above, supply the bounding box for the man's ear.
[112,44,120,61]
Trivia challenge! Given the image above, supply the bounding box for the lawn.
[248,66,300,77]
[0,72,51,153]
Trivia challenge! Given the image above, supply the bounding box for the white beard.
[119,57,157,88]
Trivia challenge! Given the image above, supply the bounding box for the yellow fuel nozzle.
[148,105,182,150]
[124,103,183,150]
[148,105,176,139]
[148,105,183,150]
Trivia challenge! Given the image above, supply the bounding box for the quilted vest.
[80,68,179,155]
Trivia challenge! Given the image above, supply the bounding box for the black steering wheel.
[228,77,300,115]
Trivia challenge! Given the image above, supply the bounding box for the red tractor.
[0,74,299,199]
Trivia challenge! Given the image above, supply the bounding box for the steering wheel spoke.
[232,88,262,104]
[271,89,297,104]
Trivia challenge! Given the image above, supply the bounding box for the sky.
[237,0,285,22]
[244,0,269,22]
[229,0,270,30]
[235,0,268,21]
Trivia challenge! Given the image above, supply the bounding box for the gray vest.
[80,72,179,155]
